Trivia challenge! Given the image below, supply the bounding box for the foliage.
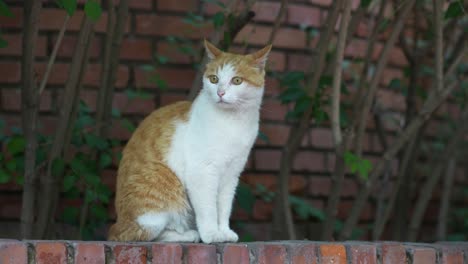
[344,152,372,180]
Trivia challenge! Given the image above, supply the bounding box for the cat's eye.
[208,75,219,84]
[231,76,243,85]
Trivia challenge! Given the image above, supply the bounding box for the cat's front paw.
[219,228,239,242]
[199,228,225,244]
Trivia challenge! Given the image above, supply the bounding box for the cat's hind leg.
[136,212,170,240]
[108,219,155,241]
[158,230,200,242]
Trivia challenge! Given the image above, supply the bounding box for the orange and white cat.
[108,40,271,243]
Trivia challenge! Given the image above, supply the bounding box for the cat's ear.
[204,39,223,60]
[250,44,272,70]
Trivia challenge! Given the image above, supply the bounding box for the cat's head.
[202,40,271,110]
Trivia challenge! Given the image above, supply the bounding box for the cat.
[108,40,271,243]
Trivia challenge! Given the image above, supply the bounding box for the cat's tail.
[107,220,153,242]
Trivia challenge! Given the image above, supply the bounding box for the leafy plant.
[344,151,372,180]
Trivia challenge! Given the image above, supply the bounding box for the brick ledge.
[1,239,467,263]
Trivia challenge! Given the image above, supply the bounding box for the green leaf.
[147,75,168,90]
[388,78,402,90]
[90,204,108,220]
[57,0,77,16]
[125,89,152,100]
[140,64,155,72]
[7,135,25,156]
[99,152,112,169]
[212,12,225,29]
[257,131,270,143]
[0,0,14,17]
[111,108,121,118]
[121,118,136,132]
[156,55,169,64]
[51,158,66,177]
[85,188,97,203]
[84,134,109,150]
[96,183,112,204]
[344,151,373,180]
[360,0,373,8]
[0,36,7,48]
[84,172,100,187]
[5,159,16,172]
[445,1,464,19]
[84,0,102,22]
[202,0,226,8]
[236,183,255,213]
[0,168,10,183]
[63,174,76,192]
[62,207,79,224]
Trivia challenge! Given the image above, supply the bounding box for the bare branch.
[39,15,69,95]
[20,0,42,239]
[436,157,457,241]
[35,16,96,239]
[267,0,288,44]
[434,0,443,93]
[338,78,463,240]
[354,0,416,157]
[408,107,468,241]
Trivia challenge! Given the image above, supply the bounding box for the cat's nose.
[217,89,226,97]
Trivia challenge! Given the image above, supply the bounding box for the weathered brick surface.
[0,241,27,264]
[320,244,347,264]
[35,242,67,264]
[0,240,467,263]
[152,244,183,264]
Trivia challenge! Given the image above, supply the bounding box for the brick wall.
[0,0,465,241]
[1,239,467,263]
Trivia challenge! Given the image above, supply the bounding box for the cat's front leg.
[186,169,225,243]
[217,174,240,242]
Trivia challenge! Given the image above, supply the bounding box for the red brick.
[129,0,153,10]
[440,247,464,264]
[254,149,281,171]
[120,38,153,60]
[349,244,377,264]
[53,35,101,59]
[114,245,146,264]
[109,118,134,140]
[252,200,273,220]
[0,7,22,28]
[289,243,317,264]
[381,243,407,264]
[160,94,187,106]
[115,93,155,114]
[222,244,249,264]
[293,151,325,172]
[264,77,281,97]
[35,63,128,88]
[257,123,289,146]
[287,5,321,27]
[0,195,21,218]
[288,53,312,71]
[320,244,346,264]
[36,242,67,264]
[135,67,196,90]
[260,99,288,121]
[1,89,51,112]
[255,244,287,264]
[235,25,271,46]
[185,244,216,264]
[310,128,333,149]
[0,34,47,57]
[337,201,373,221]
[152,244,182,264]
[309,0,332,6]
[252,2,282,23]
[273,28,307,49]
[74,243,105,264]
[136,15,211,39]
[157,0,197,12]
[39,9,107,32]
[0,62,20,83]
[266,51,286,72]
[156,42,192,64]
[0,241,27,264]
[410,247,436,264]
[243,173,306,194]
[309,177,358,197]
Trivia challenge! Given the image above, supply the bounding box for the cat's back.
[123,101,192,160]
